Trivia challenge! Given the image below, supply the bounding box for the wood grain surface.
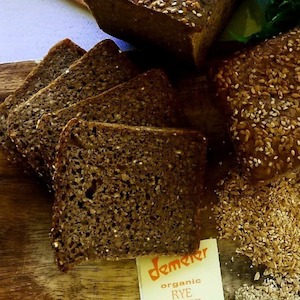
[0,61,262,300]
[0,61,38,102]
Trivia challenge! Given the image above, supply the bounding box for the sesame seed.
[215,169,300,298]
[213,28,300,182]
[135,0,204,27]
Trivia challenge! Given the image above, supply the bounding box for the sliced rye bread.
[0,39,86,164]
[7,39,139,177]
[51,118,207,272]
[36,68,186,182]
[212,27,300,184]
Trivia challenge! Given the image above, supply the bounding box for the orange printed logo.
[148,247,208,281]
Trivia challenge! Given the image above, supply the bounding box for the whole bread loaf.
[37,69,185,181]
[0,39,85,164]
[212,27,300,184]
[7,39,139,178]
[85,0,237,68]
[51,118,206,271]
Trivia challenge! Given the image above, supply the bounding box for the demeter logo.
[148,247,208,281]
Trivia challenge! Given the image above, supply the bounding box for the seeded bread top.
[213,27,300,183]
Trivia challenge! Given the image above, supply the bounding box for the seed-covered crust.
[0,39,86,164]
[37,69,185,182]
[132,0,206,28]
[213,28,300,183]
[7,39,139,178]
[52,119,206,271]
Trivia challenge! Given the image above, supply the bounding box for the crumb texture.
[36,69,184,180]
[0,39,85,164]
[7,39,139,176]
[52,120,206,271]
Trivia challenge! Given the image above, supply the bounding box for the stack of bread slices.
[1,38,207,271]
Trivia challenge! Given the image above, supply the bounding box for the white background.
[0,0,132,63]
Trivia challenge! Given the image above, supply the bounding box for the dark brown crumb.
[52,119,207,272]
[36,68,185,182]
[7,39,139,178]
[0,39,85,165]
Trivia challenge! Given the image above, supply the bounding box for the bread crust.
[212,27,300,184]
[0,39,86,167]
[36,69,186,182]
[7,39,139,178]
[85,0,236,68]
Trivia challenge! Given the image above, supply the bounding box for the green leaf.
[248,0,300,43]
[221,0,300,44]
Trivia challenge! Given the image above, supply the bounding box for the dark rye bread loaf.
[0,39,85,164]
[51,119,207,272]
[85,0,236,68]
[7,39,139,177]
[212,27,300,184]
[37,69,186,181]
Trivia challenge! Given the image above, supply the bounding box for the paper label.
[136,239,224,300]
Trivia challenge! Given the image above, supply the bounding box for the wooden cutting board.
[0,61,262,300]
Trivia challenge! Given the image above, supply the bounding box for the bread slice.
[37,69,186,181]
[0,39,86,164]
[7,39,139,177]
[212,27,300,184]
[51,118,206,271]
[85,0,236,68]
